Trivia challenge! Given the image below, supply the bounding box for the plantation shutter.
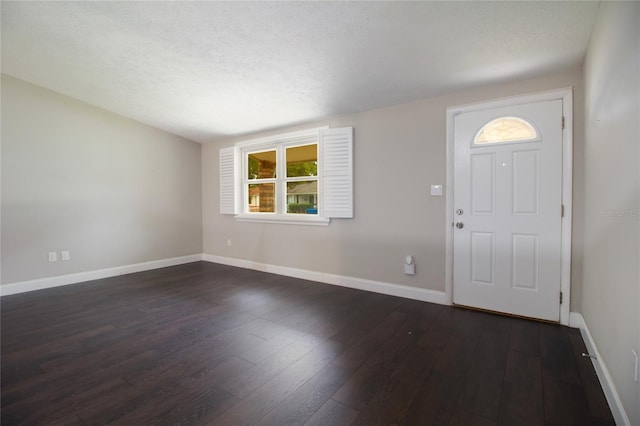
[219,146,239,214]
[320,127,353,218]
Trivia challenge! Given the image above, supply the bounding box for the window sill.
[235,213,330,226]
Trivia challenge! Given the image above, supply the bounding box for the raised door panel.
[471,153,495,215]
[512,149,540,215]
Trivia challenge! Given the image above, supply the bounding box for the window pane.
[474,116,538,144]
[248,183,275,212]
[287,181,318,214]
[286,144,317,177]
[248,150,276,180]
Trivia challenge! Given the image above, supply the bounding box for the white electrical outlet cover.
[404,263,415,275]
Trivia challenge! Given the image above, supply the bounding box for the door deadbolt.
[456,209,464,215]
[455,222,464,229]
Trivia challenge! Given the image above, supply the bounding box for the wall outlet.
[404,256,415,275]
[61,250,70,261]
[48,251,57,262]
[633,349,638,382]
[404,263,415,275]
[227,239,232,247]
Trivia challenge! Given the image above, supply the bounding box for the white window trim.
[235,127,328,149]
[219,126,353,226]
[235,213,330,226]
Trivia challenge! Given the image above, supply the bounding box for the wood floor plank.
[509,317,541,356]
[455,313,511,420]
[327,301,396,347]
[449,409,497,426]
[401,368,468,426]
[2,348,158,410]
[179,355,254,393]
[539,322,582,385]
[122,325,265,388]
[238,329,300,364]
[92,383,196,425]
[147,386,238,426]
[498,351,544,426]
[220,333,325,398]
[567,332,616,425]
[254,362,353,426]
[331,318,422,411]
[212,338,346,424]
[543,376,593,425]
[431,309,483,374]
[43,377,140,425]
[304,399,359,426]
[350,343,437,425]
[331,310,407,370]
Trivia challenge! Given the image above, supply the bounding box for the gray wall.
[583,2,640,423]
[203,67,583,304]
[1,75,203,284]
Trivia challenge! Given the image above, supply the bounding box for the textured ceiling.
[1,1,599,143]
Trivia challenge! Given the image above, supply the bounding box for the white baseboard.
[569,312,631,426]
[202,254,449,306]
[0,254,203,297]
[2,254,448,306]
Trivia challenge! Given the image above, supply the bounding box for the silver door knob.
[455,222,464,229]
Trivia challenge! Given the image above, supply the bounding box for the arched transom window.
[474,116,538,145]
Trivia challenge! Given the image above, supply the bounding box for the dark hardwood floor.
[1,261,614,425]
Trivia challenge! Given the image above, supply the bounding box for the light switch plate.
[430,185,443,196]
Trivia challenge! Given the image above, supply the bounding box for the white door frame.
[445,88,573,325]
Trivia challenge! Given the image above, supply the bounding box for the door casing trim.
[445,88,573,325]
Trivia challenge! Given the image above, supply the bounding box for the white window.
[219,127,353,225]
[473,116,539,145]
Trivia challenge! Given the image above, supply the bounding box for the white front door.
[453,99,563,322]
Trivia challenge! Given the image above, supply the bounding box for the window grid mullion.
[276,145,284,215]
[240,136,321,216]
[285,176,318,183]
